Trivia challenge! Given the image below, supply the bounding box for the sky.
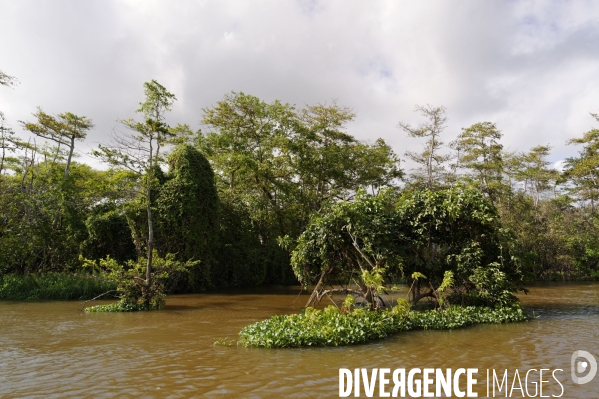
[1,0,599,171]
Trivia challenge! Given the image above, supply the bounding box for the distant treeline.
[1,73,598,295]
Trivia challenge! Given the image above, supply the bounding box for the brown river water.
[1,283,598,398]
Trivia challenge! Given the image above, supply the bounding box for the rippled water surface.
[1,283,598,398]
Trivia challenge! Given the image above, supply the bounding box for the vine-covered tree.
[292,187,523,309]
[155,144,218,290]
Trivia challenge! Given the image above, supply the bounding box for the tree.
[511,145,558,210]
[0,70,19,175]
[155,144,218,290]
[564,113,599,214]
[92,80,176,307]
[199,93,402,284]
[453,122,504,204]
[21,108,93,179]
[0,70,17,87]
[292,187,522,309]
[0,113,21,175]
[291,189,401,309]
[399,105,451,189]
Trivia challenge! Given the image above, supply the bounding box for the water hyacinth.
[239,305,526,348]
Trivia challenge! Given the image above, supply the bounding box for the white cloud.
[1,0,598,171]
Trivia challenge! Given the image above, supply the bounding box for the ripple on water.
[1,283,598,398]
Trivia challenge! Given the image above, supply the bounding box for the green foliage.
[82,251,199,311]
[396,187,522,306]
[399,105,451,189]
[411,272,427,281]
[85,301,154,312]
[564,113,599,214]
[292,186,522,308]
[342,294,356,308]
[212,200,267,287]
[291,188,401,308]
[198,93,402,284]
[239,304,526,348]
[453,122,504,203]
[391,298,412,316]
[214,338,236,347]
[155,144,218,290]
[468,265,518,306]
[0,161,106,274]
[81,203,136,263]
[0,272,115,300]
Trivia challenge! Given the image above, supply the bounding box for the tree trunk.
[64,134,75,179]
[146,183,154,300]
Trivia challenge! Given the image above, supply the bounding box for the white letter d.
[340,369,353,397]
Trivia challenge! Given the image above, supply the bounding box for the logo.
[571,350,597,385]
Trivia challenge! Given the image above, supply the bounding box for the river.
[1,283,598,398]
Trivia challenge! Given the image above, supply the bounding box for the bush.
[0,272,116,300]
[238,304,526,348]
[82,251,199,312]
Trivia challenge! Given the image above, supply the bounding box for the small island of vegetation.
[239,187,528,347]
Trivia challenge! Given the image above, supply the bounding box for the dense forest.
[1,72,598,304]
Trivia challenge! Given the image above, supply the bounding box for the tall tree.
[21,108,93,179]
[453,122,504,204]
[398,105,450,188]
[93,80,176,306]
[0,113,20,175]
[0,70,19,175]
[155,144,218,290]
[564,113,599,214]
[511,145,558,210]
[199,93,402,239]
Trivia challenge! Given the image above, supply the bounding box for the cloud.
[1,0,598,171]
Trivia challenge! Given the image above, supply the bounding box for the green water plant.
[239,304,526,348]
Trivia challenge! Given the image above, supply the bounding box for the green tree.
[292,187,522,309]
[510,145,558,211]
[291,189,400,309]
[155,144,218,290]
[396,187,521,306]
[0,113,21,175]
[20,108,93,179]
[453,122,504,204]
[93,80,176,307]
[399,105,451,189]
[0,70,17,87]
[0,70,19,176]
[199,93,402,284]
[564,113,599,214]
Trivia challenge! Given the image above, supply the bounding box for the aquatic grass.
[0,272,116,300]
[238,305,527,348]
[85,301,158,312]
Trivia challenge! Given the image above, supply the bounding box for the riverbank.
[0,273,115,300]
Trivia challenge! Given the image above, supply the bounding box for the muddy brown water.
[1,283,598,398]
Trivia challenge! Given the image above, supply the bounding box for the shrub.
[82,252,199,312]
